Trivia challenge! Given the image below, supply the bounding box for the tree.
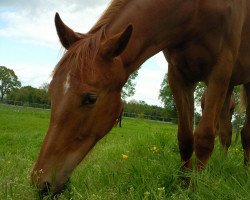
[121,70,138,100]
[0,66,21,100]
[123,100,170,122]
[7,85,50,105]
[158,73,177,118]
[194,82,206,108]
[39,82,50,92]
[232,86,245,133]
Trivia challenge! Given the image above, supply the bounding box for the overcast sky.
[0,0,167,106]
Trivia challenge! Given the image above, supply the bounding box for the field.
[0,104,250,200]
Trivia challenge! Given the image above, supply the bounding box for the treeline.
[123,100,178,123]
[5,85,50,108]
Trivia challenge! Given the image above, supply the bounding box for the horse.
[31,0,250,195]
[118,106,123,127]
[115,104,123,127]
[201,89,235,150]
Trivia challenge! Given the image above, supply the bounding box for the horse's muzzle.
[37,179,71,199]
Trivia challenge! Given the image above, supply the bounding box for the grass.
[0,103,250,199]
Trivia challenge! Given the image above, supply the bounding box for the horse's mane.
[52,29,104,80]
[89,0,132,33]
[52,0,131,81]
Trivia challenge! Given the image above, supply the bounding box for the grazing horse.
[118,106,123,127]
[201,89,235,150]
[31,0,250,195]
[115,104,123,127]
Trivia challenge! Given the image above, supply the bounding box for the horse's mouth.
[38,178,71,199]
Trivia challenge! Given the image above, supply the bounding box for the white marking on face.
[64,72,71,94]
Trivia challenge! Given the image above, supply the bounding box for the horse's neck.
[105,0,196,74]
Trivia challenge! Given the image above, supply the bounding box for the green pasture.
[0,103,250,199]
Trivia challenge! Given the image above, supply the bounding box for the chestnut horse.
[32,0,250,195]
[201,89,235,149]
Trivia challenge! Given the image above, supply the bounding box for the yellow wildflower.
[151,146,159,153]
[122,154,129,160]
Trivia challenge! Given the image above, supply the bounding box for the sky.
[0,0,168,106]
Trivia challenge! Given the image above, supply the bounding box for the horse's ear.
[55,13,84,50]
[101,25,133,60]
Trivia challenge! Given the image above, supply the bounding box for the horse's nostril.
[39,182,51,198]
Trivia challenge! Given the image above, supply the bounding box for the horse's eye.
[82,93,97,106]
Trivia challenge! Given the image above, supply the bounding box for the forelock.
[52,28,105,82]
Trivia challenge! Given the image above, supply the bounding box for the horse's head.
[31,13,133,195]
